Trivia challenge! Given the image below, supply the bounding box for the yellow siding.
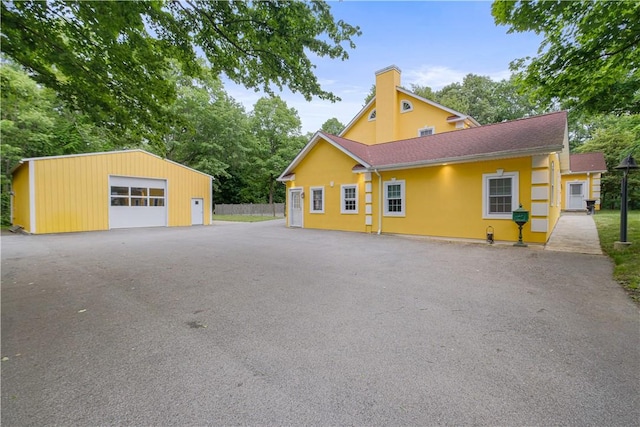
[11,162,31,232]
[343,98,462,145]
[396,99,460,140]
[341,66,470,145]
[375,157,548,244]
[548,153,562,237]
[287,139,549,244]
[342,105,377,143]
[31,151,211,234]
[287,140,371,232]
[374,67,400,143]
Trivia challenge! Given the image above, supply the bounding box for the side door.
[289,188,303,227]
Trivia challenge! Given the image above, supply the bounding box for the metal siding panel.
[11,163,31,231]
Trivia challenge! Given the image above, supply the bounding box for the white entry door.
[289,189,303,227]
[191,198,204,225]
[567,182,585,210]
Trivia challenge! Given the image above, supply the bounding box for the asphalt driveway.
[2,220,638,426]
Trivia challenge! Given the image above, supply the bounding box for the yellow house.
[561,152,607,211]
[278,65,571,244]
[11,149,212,234]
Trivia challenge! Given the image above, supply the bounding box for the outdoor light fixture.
[614,154,639,248]
[486,226,494,244]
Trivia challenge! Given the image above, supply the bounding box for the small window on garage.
[110,185,166,207]
[149,188,165,206]
[131,197,148,206]
[111,186,129,206]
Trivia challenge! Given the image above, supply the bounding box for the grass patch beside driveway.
[593,209,640,302]
[213,214,283,222]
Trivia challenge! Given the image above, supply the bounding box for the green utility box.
[512,206,529,225]
[512,204,529,247]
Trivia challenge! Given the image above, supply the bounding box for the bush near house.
[593,210,640,303]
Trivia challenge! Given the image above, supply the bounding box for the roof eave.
[364,145,564,172]
[10,149,214,179]
[565,169,607,175]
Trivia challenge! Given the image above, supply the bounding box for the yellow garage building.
[11,149,212,234]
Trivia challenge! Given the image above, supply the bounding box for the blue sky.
[224,1,543,134]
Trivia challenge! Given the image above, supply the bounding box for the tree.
[363,84,376,106]
[409,84,437,101]
[1,62,116,224]
[1,1,361,145]
[247,96,305,210]
[410,74,544,124]
[162,66,253,185]
[493,0,640,115]
[320,117,345,135]
[576,115,640,209]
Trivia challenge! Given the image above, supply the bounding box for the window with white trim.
[482,172,519,219]
[384,180,405,216]
[310,186,324,213]
[401,100,413,113]
[341,184,358,214]
[368,109,376,121]
[418,126,435,137]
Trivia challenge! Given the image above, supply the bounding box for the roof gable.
[395,87,481,127]
[277,132,371,181]
[338,88,478,138]
[569,152,607,173]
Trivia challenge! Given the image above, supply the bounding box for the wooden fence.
[214,203,285,217]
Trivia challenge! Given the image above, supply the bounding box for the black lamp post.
[614,154,638,247]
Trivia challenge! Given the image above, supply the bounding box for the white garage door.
[109,176,167,229]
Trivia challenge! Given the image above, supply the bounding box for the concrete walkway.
[545,212,603,255]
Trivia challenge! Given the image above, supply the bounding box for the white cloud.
[404,65,512,89]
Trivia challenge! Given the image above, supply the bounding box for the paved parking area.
[2,220,639,426]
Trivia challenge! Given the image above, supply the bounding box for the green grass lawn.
[212,214,283,223]
[593,210,640,302]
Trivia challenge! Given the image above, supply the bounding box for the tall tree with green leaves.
[410,74,544,124]
[576,115,640,209]
[1,62,117,224]
[248,96,305,210]
[162,66,253,186]
[1,1,361,146]
[321,117,345,135]
[493,0,640,115]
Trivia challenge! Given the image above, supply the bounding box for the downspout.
[374,169,382,235]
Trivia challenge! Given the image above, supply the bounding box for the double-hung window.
[482,172,519,219]
[309,187,324,213]
[384,180,405,216]
[341,185,358,214]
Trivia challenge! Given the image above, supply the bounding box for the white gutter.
[374,169,382,235]
[364,145,565,173]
